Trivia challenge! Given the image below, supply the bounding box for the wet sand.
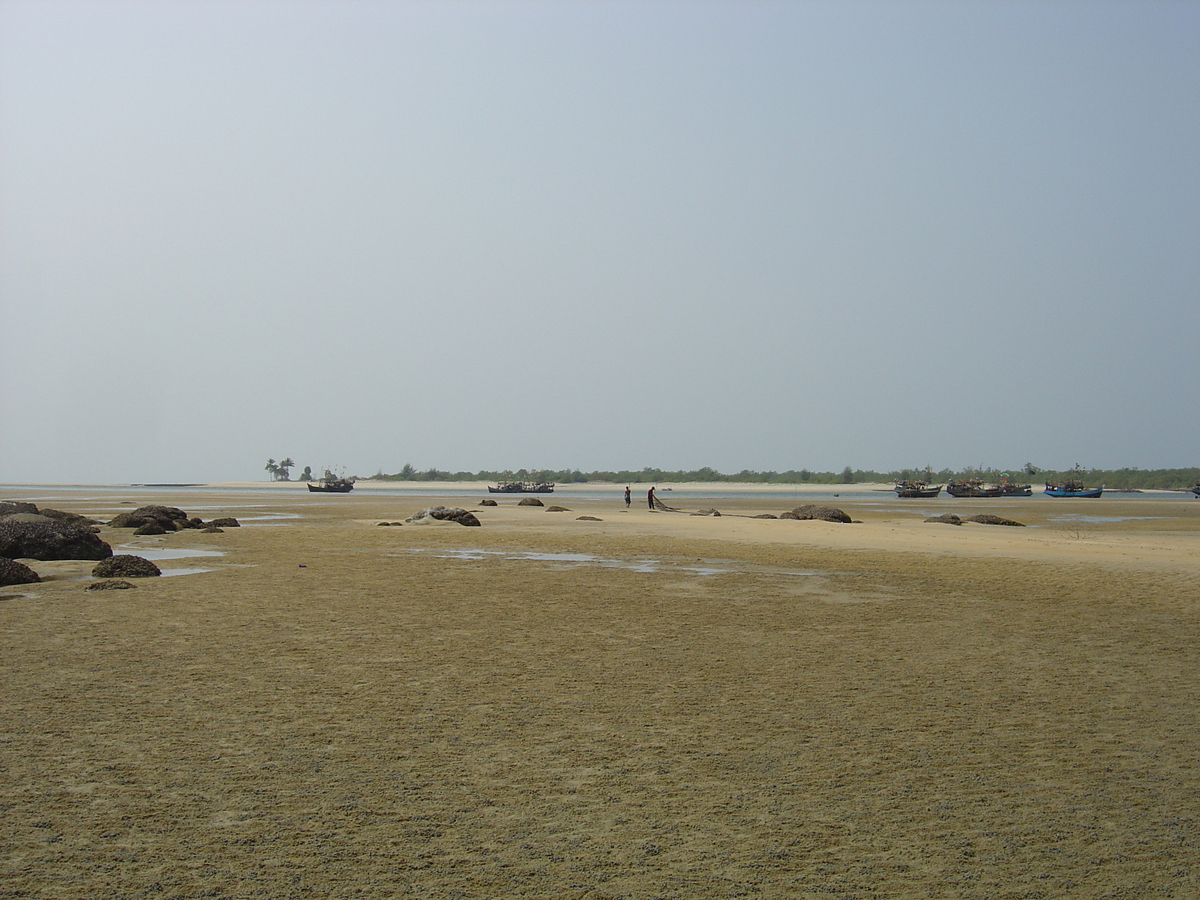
[2,485,1199,898]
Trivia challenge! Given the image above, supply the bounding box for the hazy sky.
[2,0,1197,483]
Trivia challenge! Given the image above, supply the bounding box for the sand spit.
[2,486,1198,898]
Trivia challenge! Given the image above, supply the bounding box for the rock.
[752,513,778,519]
[406,506,481,527]
[133,522,169,536]
[108,505,189,530]
[0,558,40,586]
[182,517,205,529]
[209,517,240,528]
[377,521,392,526]
[785,505,852,524]
[0,517,113,561]
[108,513,149,528]
[925,514,963,525]
[86,579,136,591]
[479,499,498,506]
[691,508,721,516]
[576,516,602,521]
[546,505,571,512]
[2,513,59,525]
[31,508,101,528]
[967,514,1025,527]
[518,497,544,507]
[92,555,161,578]
[0,501,39,517]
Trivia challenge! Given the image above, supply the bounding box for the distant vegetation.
[263,458,295,481]
[362,464,1200,491]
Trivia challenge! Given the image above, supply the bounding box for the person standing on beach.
[647,486,656,510]
[624,486,631,508]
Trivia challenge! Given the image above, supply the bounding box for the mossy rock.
[0,557,40,586]
[92,555,161,578]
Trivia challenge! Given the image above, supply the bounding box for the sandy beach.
[2,483,1198,898]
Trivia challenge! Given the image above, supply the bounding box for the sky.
[2,0,1198,483]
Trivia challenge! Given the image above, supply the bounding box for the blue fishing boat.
[1044,467,1102,498]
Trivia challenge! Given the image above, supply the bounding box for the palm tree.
[264,459,279,480]
[277,458,295,481]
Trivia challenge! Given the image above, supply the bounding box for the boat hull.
[894,486,942,498]
[307,481,354,493]
[1043,487,1102,498]
[946,482,1033,498]
[488,482,554,494]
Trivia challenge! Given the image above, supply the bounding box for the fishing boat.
[893,480,942,498]
[1043,467,1102,498]
[1190,482,1199,498]
[307,476,354,493]
[946,477,1033,498]
[488,481,555,494]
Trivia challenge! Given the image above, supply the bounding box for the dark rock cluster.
[92,555,161,578]
[781,505,852,524]
[966,514,1025,527]
[0,516,113,561]
[925,514,963,526]
[108,506,194,530]
[86,580,136,591]
[0,557,40,586]
[0,501,39,517]
[406,506,481,527]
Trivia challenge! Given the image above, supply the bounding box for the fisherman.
[647,486,656,510]
[624,486,631,508]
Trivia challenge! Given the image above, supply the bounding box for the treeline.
[364,464,1200,490]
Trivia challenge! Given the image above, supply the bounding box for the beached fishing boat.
[893,480,942,498]
[1044,467,1102,498]
[1191,482,1200,498]
[488,481,555,494]
[307,476,354,493]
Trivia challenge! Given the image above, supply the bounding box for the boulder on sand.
[781,504,852,524]
[1,503,99,530]
[925,514,963,526]
[92,555,161,578]
[108,505,190,531]
[133,522,169,536]
[87,579,136,591]
[406,506,481,527]
[0,557,40,586]
[0,517,113,561]
[479,499,498,507]
[518,497,544,507]
[966,514,1025,527]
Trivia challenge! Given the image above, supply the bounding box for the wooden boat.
[1043,467,1101,498]
[946,478,1033,498]
[488,481,555,494]
[893,480,942,498]
[1191,482,1200,498]
[307,477,354,493]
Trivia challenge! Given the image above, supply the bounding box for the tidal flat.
[2,485,1198,898]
